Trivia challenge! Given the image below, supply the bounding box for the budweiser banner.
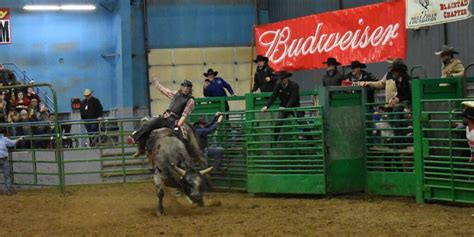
[407,0,472,29]
[0,8,11,44]
[255,0,406,71]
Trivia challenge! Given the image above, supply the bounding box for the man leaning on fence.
[261,71,306,140]
[194,112,225,170]
[0,127,23,196]
[435,45,465,78]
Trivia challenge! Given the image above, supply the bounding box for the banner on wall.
[254,0,406,71]
[407,0,472,29]
[0,8,11,44]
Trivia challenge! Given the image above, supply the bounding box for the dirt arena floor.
[1,183,473,236]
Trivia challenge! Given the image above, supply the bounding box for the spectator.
[194,112,225,169]
[322,57,345,86]
[251,55,277,93]
[435,45,465,78]
[343,60,378,103]
[79,89,103,145]
[203,68,234,113]
[361,59,411,106]
[7,108,19,124]
[16,110,34,149]
[261,71,304,140]
[15,91,30,111]
[129,78,195,158]
[0,127,23,196]
[459,101,474,163]
[0,93,7,123]
[26,87,41,102]
[0,64,19,88]
[28,98,40,121]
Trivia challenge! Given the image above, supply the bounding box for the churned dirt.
[0,183,473,237]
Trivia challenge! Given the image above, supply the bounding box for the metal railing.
[2,63,55,111]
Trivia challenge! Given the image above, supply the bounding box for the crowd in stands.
[0,64,54,148]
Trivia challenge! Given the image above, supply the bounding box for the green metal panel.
[414,78,474,204]
[246,91,326,194]
[364,102,415,197]
[320,87,366,194]
[190,96,247,191]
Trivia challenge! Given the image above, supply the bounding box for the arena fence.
[190,96,247,191]
[364,101,415,197]
[413,77,474,204]
[2,81,474,205]
[245,90,325,194]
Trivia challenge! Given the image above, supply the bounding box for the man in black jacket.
[345,60,378,103]
[251,55,277,92]
[80,89,103,145]
[322,57,345,87]
[261,71,304,140]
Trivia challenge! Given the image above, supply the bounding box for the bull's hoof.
[156,210,164,216]
[195,200,205,207]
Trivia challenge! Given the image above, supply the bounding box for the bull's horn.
[199,167,214,176]
[172,164,186,176]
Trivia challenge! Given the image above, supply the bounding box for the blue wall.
[0,0,119,112]
[147,0,256,48]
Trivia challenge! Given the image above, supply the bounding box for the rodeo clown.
[128,74,196,158]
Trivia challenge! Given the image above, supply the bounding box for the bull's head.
[173,165,213,206]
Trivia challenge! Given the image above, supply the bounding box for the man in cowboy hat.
[344,60,378,102]
[322,57,346,87]
[203,68,234,112]
[128,76,195,157]
[459,101,474,163]
[80,88,103,146]
[194,112,225,169]
[435,45,465,78]
[361,59,411,106]
[261,71,305,140]
[251,55,277,92]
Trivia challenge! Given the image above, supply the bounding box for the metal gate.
[190,96,247,191]
[413,78,474,203]
[245,91,326,194]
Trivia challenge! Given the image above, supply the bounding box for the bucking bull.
[145,123,213,216]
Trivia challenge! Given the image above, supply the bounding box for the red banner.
[255,0,406,71]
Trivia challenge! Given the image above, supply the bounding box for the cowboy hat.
[350,60,367,69]
[275,70,292,79]
[390,61,408,72]
[435,45,459,56]
[253,55,269,63]
[193,117,207,127]
[385,57,403,64]
[460,101,474,119]
[181,80,193,88]
[323,57,341,66]
[83,89,93,96]
[203,68,218,77]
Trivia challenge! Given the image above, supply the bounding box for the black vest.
[167,92,193,117]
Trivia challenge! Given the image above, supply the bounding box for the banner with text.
[407,0,472,29]
[255,0,406,71]
[0,8,11,44]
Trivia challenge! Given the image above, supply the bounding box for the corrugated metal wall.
[266,0,474,91]
[147,0,256,48]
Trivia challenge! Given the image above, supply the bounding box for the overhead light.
[23,5,60,11]
[23,4,96,11]
[60,5,96,11]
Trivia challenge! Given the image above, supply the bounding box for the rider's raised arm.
[151,77,176,99]
[177,98,195,127]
